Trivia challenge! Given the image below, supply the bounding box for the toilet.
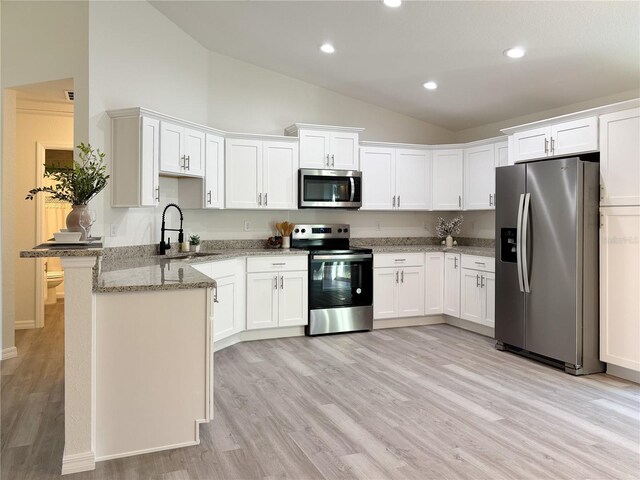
[46,271,64,305]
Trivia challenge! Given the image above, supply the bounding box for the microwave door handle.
[349,177,355,202]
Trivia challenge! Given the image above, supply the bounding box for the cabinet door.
[330,131,359,170]
[495,141,509,167]
[262,141,298,210]
[443,254,461,317]
[373,268,397,319]
[397,267,425,318]
[482,272,495,328]
[425,253,444,315]
[360,147,395,210]
[600,108,640,206]
[396,149,431,210]
[460,268,483,323]
[432,149,464,210]
[246,272,279,330]
[299,130,331,169]
[225,139,262,209]
[160,121,185,174]
[204,133,224,209]
[464,144,496,210]
[551,116,597,157]
[511,126,550,163]
[600,206,640,371]
[183,128,205,177]
[212,273,239,342]
[140,117,160,207]
[278,271,308,327]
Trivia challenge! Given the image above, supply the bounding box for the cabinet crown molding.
[225,131,299,142]
[107,107,226,136]
[284,123,365,136]
[360,135,506,150]
[501,98,640,135]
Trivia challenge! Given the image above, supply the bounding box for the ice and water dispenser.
[500,228,518,263]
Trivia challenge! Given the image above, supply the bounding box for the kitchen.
[3,3,637,480]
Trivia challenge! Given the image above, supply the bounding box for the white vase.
[66,204,88,240]
[190,244,201,252]
[445,235,454,248]
[281,236,290,249]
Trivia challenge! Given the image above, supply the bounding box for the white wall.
[1,90,15,353]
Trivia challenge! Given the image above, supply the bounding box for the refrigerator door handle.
[522,192,531,293]
[516,193,525,293]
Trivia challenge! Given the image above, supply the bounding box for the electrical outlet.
[244,221,250,231]
[376,222,381,231]
[109,224,117,236]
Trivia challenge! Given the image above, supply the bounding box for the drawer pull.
[271,262,286,266]
[474,261,486,265]
[394,258,406,262]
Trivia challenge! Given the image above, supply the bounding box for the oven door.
[299,169,362,208]
[308,253,373,310]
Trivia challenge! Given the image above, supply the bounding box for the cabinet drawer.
[374,252,424,268]
[247,255,308,273]
[461,255,494,272]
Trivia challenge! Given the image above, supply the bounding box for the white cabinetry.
[373,253,425,319]
[204,133,224,209]
[432,149,464,210]
[225,137,298,210]
[496,141,509,167]
[599,108,640,206]
[285,124,363,170]
[246,256,308,330]
[109,112,160,207]
[460,255,495,328]
[510,116,598,163]
[464,143,496,210]
[425,252,444,315]
[360,146,431,210]
[160,121,206,177]
[443,253,461,317]
[599,207,640,372]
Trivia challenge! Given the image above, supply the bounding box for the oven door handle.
[312,254,372,261]
[349,177,355,202]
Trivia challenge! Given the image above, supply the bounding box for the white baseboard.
[444,315,495,338]
[95,440,198,463]
[61,450,95,475]
[15,319,36,330]
[214,326,304,352]
[1,346,18,360]
[606,363,640,384]
[374,315,444,330]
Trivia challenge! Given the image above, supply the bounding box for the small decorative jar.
[445,235,454,248]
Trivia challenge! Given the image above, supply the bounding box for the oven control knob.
[338,228,343,233]
[301,229,306,233]
[344,228,349,233]
[294,228,299,233]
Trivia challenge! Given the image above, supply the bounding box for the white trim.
[1,347,18,360]
[225,131,299,142]
[95,440,199,463]
[373,315,444,330]
[443,314,495,338]
[15,319,36,330]
[106,107,226,136]
[359,135,507,151]
[61,450,95,475]
[284,123,365,136]
[606,364,640,384]
[214,326,304,352]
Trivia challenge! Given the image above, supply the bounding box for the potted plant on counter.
[189,234,201,253]
[436,215,463,247]
[26,143,109,240]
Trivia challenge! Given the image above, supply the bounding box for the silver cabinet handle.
[313,254,372,261]
[544,138,549,154]
[401,270,404,283]
[185,155,190,170]
[207,191,212,205]
[492,194,496,207]
[265,192,268,206]
[516,193,525,293]
[522,192,531,293]
[155,186,160,202]
[213,285,219,303]
[394,258,406,262]
[395,271,399,284]
[458,195,461,208]
[258,193,262,206]
[481,275,485,288]
[454,257,458,269]
[280,275,284,289]
[550,137,555,154]
[274,276,278,290]
[393,195,396,207]
[476,274,480,287]
[271,262,286,266]
[326,154,330,167]
[489,194,492,206]
[474,261,485,265]
[331,154,335,168]
[397,196,401,208]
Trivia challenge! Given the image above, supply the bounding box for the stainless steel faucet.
[159,203,184,255]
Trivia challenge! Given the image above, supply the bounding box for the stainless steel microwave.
[298,169,362,209]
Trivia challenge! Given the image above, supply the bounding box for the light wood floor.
[2,304,639,479]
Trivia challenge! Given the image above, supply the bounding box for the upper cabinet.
[464,143,497,210]
[599,107,640,206]
[159,121,206,177]
[225,136,298,210]
[360,146,431,210]
[285,124,364,170]
[432,149,464,210]
[508,116,598,163]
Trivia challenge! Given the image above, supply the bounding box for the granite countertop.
[366,245,495,258]
[20,246,103,258]
[97,248,309,293]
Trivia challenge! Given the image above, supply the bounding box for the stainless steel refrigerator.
[495,154,605,375]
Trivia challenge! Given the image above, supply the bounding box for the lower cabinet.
[373,253,425,320]
[460,255,495,327]
[443,253,461,317]
[425,252,444,314]
[246,256,308,330]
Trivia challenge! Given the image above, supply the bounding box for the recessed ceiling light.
[504,47,526,59]
[320,43,335,54]
[422,81,437,90]
[383,0,402,7]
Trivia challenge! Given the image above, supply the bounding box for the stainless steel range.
[291,224,373,335]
